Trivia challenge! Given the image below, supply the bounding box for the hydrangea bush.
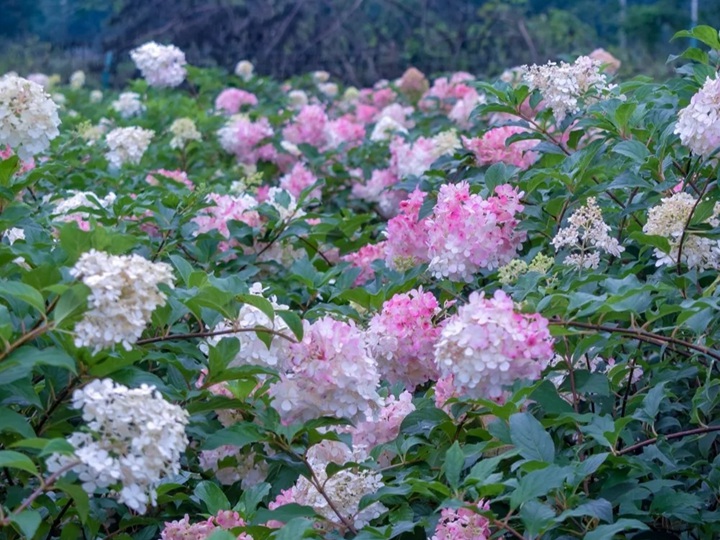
[0,27,720,539]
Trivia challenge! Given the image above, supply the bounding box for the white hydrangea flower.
[205,282,292,369]
[0,75,61,159]
[270,440,387,531]
[552,197,624,269]
[312,70,330,84]
[521,56,613,122]
[288,89,308,109]
[46,379,189,514]
[430,129,461,156]
[130,42,187,88]
[643,191,720,270]
[70,250,175,352]
[111,92,145,119]
[168,117,201,149]
[69,70,86,89]
[318,82,339,97]
[235,60,254,81]
[89,90,103,103]
[370,116,408,142]
[675,76,720,157]
[105,126,154,168]
[50,190,117,228]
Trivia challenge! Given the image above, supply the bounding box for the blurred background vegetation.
[1,0,719,85]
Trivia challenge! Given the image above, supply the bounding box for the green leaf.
[0,156,21,187]
[273,517,317,540]
[557,499,613,524]
[520,500,556,537]
[0,407,35,438]
[53,284,90,326]
[202,423,263,450]
[0,450,38,475]
[585,519,649,540]
[509,413,555,463]
[442,441,464,490]
[169,254,194,286]
[612,140,649,163]
[276,310,303,341]
[9,510,41,538]
[56,480,90,523]
[237,293,275,321]
[0,280,45,313]
[194,480,231,514]
[673,26,720,50]
[510,465,568,509]
[206,532,237,540]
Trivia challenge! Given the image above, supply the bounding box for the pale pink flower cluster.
[431,501,491,540]
[279,161,321,200]
[130,42,187,88]
[349,391,415,450]
[146,169,193,189]
[51,190,116,231]
[217,116,274,165]
[269,440,387,531]
[419,72,476,113]
[675,76,720,157]
[390,136,438,178]
[366,288,441,389]
[384,189,430,269]
[427,182,526,281]
[161,510,252,540]
[193,193,260,252]
[199,445,268,488]
[215,88,258,115]
[269,316,381,423]
[282,104,328,147]
[342,241,388,284]
[351,168,405,217]
[324,116,366,150]
[448,87,486,128]
[434,290,554,401]
[462,126,538,169]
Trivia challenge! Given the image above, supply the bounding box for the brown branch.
[136,326,296,346]
[0,323,53,363]
[617,425,720,456]
[551,319,720,362]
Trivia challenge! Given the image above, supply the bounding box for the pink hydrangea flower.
[282,104,328,148]
[269,316,381,423]
[366,288,441,389]
[161,510,252,540]
[217,117,274,165]
[426,182,526,281]
[343,241,388,285]
[324,116,366,149]
[420,72,475,113]
[279,161,321,200]
[351,168,405,217]
[462,126,537,170]
[434,290,554,401]
[390,136,438,178]
[215,88,258,114]
[146,169,193,189]
[193,193,260,253]
[384,189,430,269]
[350,391,415,449]
[432,500,491,540]
[355,103,381,124]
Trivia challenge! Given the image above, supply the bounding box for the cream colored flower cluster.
[46,379,189,514]
[0,74,60,159]
[71,250,175,352]
[105,126,154,168]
